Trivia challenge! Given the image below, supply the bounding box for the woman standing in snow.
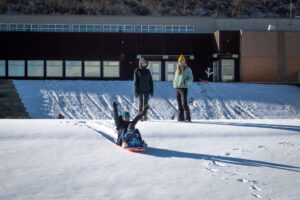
[173,54,193,122]
[134,57,153,121]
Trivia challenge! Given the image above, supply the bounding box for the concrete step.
[0,79,31,119]
[1,106,26,112]
[0,96,22,101]
[0,111,30,118]
[0,101,25,107]
[0,83,15,89]
[0,92,21,98]
[0,79,13,84]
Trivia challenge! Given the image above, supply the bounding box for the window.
[25,24,31,31]
[221,59,235,82]
[9,24,17,31]
[55,24,63,32]
[135,25,141,32]
[124,25,133,32]
[79,24,87,32]
[110,25,118,32]
[8,60,25,77]
[32,24,39,32]
[95,25,102,32]
[65,61,82,77]
[173,25,180,33]
[166,25,172,33]
[142,25,148,32]
[149,25,155,32]
[148,61,161,81]
[155,25,164,32]
[16,24,24,31]
[48,24,55,32]
[86,24,93,32]
[40,24,48,32]
[0,60,5,76]
[165,62,177,81]
[0,24,8,31]
[63,24,71,32]
[103,24,111,32]
[103,61,120,77]
[46,60,63,77]
[187,25,194,33]
[72,24,80,32]
[84,61,101,77]
[28,60,44,77]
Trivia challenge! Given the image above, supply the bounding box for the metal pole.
[290,0,292,18]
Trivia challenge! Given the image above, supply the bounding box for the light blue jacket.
[173,66,194,88]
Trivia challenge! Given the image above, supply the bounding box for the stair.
[0,79,30,119]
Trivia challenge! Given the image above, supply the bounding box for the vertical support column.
[62,60,66,78]
[277,32,287,82]
[161,61,166,81]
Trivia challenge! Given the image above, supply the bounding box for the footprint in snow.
[233,148,249,152]
[212,160,226,167]
[237,178,248,183]
[279,142,294,146]
[257,145,267,150]
[250,185,262,191]
[251,193,262,199]
[205,167,218,172]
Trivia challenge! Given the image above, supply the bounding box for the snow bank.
[14,80,300,119]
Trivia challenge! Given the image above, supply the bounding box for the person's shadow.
[90,126,300,173]
[144,147,300,172]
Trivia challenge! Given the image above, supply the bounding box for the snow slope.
[14,80,300,120]
[1,80,300,199]
[0,119,299,200]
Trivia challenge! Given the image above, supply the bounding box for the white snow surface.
[0,119,299,200]
[13,80,300,120]
[0,80,299,199]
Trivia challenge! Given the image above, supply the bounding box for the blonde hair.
[175,63,186,76]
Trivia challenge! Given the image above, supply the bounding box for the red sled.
[123,147,145,153]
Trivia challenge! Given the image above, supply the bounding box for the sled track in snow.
[206,84,239,119]
[46,81,71,118]
[198,84,222,119]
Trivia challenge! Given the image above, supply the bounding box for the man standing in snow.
[173,54,194,122]
[134,57,153,121]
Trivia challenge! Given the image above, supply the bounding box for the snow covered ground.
[13,80,300,120]
[0,119,299,200]
[0,80,299,199]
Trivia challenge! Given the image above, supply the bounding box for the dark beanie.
[121,111,130,118]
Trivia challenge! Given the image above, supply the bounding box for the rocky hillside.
[0,0,299,17]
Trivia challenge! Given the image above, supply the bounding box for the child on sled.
[112,101,147,148]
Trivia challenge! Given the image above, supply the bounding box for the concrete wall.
[240,31,300,83]
[285,32,300,82]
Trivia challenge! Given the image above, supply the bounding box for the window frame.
[103,61,120,78]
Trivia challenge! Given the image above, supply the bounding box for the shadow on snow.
[90,124,300,173]
[145,147,300,172]
[150,121,300,133]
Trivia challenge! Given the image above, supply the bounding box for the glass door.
[221,59,235,82]
[0,60,5,77]
[148,61,161,81]
[165,61,177,81]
